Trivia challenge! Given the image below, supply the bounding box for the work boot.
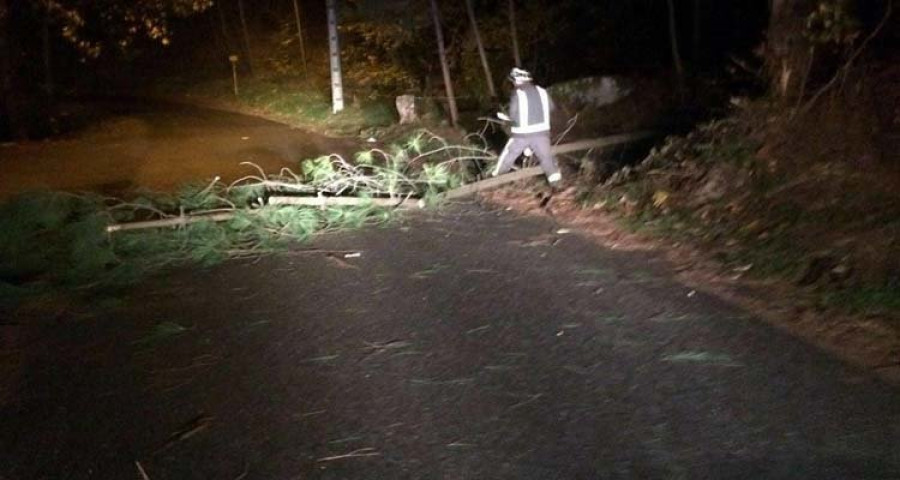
[547,172,563,193]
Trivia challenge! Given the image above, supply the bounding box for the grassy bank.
[155,76,410,138]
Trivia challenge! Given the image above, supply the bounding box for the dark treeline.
[1,0,895,139]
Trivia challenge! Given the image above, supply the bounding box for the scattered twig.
[154,414,214,454]
[507,393,543,410]
[729,55,764,80]
[303,354,340,363]
[554,113,579,145]
[300,409,327,417]
[363,340,413,353]
[316,448,380,462]
[410,377,474,385]
[466,325,491,335]
[135,461,151,480]
[233,462,250,480]
[149,354,220,374]
[447,441,476,448]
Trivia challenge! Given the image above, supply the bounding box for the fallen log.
[105,132,656,233]
[551,131,656,155]
[106,212,237,233]
[106,197,420,233]
[445,167,543,199]
[268,195,421,208]
[446,131,657,198]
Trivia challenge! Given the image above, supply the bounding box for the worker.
[493,67,561,186]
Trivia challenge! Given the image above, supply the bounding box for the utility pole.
[326,0,344,113]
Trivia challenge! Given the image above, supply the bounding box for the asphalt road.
[2,204,899,479]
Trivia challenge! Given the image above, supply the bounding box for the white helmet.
[509,67,532,85]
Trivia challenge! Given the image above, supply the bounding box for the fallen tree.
[2,129,659,304]
[104,131,656,233]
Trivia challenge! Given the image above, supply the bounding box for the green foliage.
[341,21,422,97]
[0,131,492,309]
[0,193,114,287]
[47,0,215,58]
[302,156,339,185]
[805,1,861,46]
[824,285,900,317]
[236,81,332,123]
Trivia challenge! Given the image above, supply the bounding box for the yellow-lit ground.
[0,101,360,198]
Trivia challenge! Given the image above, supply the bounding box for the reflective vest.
[510,85,551,135]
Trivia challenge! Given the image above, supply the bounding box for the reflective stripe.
[493,139,513,176]
[516,90,529,127]
[511,86,550,135]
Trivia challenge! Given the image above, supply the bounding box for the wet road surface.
[0,100,358,198]
[2,204,899,479]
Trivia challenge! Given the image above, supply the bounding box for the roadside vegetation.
[590,99,899,322]
[579,2,900,328]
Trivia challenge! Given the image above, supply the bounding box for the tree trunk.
[766,0,816,101]
[217,1,236,55]
[41,2,53,98]
[236,0,254,75]
[326,0,344,113]
[291,0,308,76]
[508,0,521,67]
[666,0,685,88]
[429,0,458,127]
[465,0,496,99]
[692,0,701,64]
[0,0,24,139]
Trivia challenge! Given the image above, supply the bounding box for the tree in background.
[508,0,521,67]
[291,0,308,76]
[42,0,214,58]
[465,0,496,100]
[429,0,458,126]
[666,0,685,93]
[0,0,213,138]
[766,0,819,100]
[765,0,893,106]
[236,0,255,75]
[0,0,24,138]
